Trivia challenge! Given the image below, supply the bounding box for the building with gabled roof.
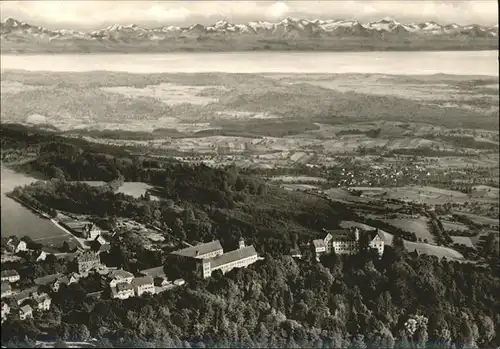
[35,250,47,262]
[200,240,259,279]
[7,239,27,254]
[312,227,385,259]
[140,266,168,286]
[171,240,223,259]
[33,293,52,311]
[140,266,166,279]
[1,269,20,283]
[111,282,134,300]
[19,304,33,320]
[83,223,101,240]
[107,269,134,288]
[12,290,31,305]
[132,276,155,297]
[76,251,101,274]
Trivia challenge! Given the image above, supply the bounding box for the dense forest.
[2,250,499,348]
[1,123,499,348]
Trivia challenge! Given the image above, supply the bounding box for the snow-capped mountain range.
[1,17,498,53]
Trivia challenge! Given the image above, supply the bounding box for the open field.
[349,185,498,205]
[441,220,470,232]
[382,216,434,241]
[117,182,154,198]
[1,71,498,182]
[450,236,476,249]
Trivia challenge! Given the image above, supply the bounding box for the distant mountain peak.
[1,16,497,53]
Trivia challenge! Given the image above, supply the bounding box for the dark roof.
[34,274,60,286]
[312,239,326,248]
[367,229,386,242]
[1,270,19,278]
[77,251,100,263]
[140,266,166,279]
[115,282,133,292]
[132,276,154,287]
[56,275,70,285]
[171,240,223,258]
[20,305,32,313]
[325,230,356,242]
[13,291,31,302]
[208,246,258,269]
[34,293,51,304]
[108,269,134,280]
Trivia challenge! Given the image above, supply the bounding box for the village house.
[35,250,47,262]
[200,240,259,279]
[171,240,224,259]
[1,302,10,323]
[132,276,155,297]
[76,251,101,274]
[1,282,12,298]
[312,227,385,259]
[51,276,70,293]
[19,304,33,320]
[106,269,134,288]
[12,290,31,305]
[33,293,52,311]
[34,273,76,293]
[83,223,101,240]
[111,282,135,300]
[140,266,169,287]
[1,270,20,283]
[7,239,27,254]
[92,235,111,254]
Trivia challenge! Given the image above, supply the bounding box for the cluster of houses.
[312,227,385,260]
[105,269,157,299]
[1,267,53,323]
[171,238,260,279]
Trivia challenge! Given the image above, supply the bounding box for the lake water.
[1,51,498,76]
[1,167,155,240]
[0,167,68,241]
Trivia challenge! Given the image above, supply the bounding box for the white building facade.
[201,241,259,279]
[313,228,385,259]
[132,276,155,297]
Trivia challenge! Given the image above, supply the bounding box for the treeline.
[2,250,499,348]
[424,134,500,151]
[337,128,382,138]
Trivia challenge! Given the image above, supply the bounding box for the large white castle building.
[171,239,260,279]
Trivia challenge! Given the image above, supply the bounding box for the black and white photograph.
[0,1,498,348]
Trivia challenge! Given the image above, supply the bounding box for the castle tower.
[239,239,245,249]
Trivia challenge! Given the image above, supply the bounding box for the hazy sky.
[1,1,498,29]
